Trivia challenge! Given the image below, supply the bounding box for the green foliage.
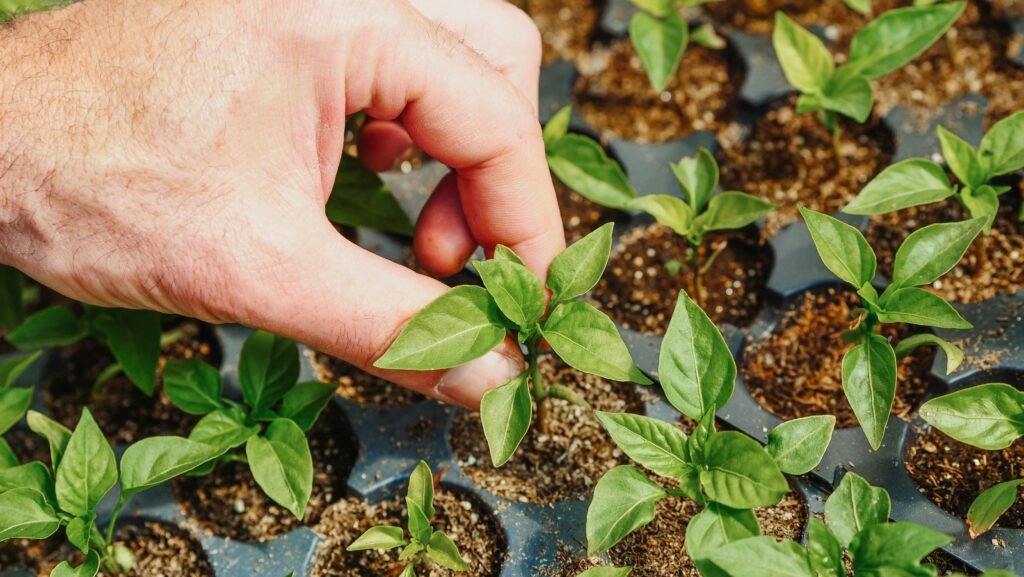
[326,156,414,236]
[766,415,836,475]
[0,351,42,436]
[625,0,723,92]
[0,0,67,21]
[920,383,1024,450]
[965,479,1024,539]
[0,265,24,332]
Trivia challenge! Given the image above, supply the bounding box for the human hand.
[0,0,565,408]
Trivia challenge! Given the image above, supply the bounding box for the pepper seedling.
[326,155,415,237]
[0,408,229,576]
[375,224,650,467]
[800,207,982,449]
[347,461,468,576]
[845,112,1024,232]
[585,290,834,573]
[162,329,335,519]
[920,383,1024,538]
[773,2,965,134]
[624,0,725,92]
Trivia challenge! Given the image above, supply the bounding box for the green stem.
[105,498,126,546]
[159,327,185,348]
[689,242,704,308]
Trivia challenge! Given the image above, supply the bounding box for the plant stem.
[689,242,704,308]
[105,498,126,545]
[526,338,551,433]
[699,239,729,276]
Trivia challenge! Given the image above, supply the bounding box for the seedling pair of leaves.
[845,111,1024,231]
[625,0,725,92]
[326,155,415,236]
[584,290,835,573]
[162,330,336,518]
[375,223,650,467]
[773,2,965,133]
[920,383,1024,538]
[800,207,982,449]
[347,461,468,575]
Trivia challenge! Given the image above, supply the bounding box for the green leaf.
[406,460,436,527]
[398,565,416,577]
[628,194,695,237]
[239,330,300,414]
[55,409,117,517]
[659,290,736,420]
[26,411,71,469]
[697,192,777,233]
[847,2,966,79]
[688,409,716,467]
[961,186,1000,234]
[772,12,834,93]
[66,513,94,553]
[710,537,815,577]
[6,306,85,349]
[547,135,636,210]
[577,568,633,577]
[807,518,844,577]
[547,223,614,303]
[586,466,666,555]
[541,301,649,383]
[850,522,953,572]
[628,0,673,17]
[475,257,545,330]
[767,415,836,475]
[427,530,469,571]
[0,265,24,331]
[163,359,224,415]
[629,11,687,93]
[326,156,414,236]
[0,462,57,508]
[894,333,965,375]
[842,334,897,450]
[278,381,337,432]
[596,412,690,478]
[937,126,984,188]
[543,105,572,147]
[919,383,1024,450]
[822,67,875,123]
[844,159,954,215]
[0,351,41,388]
[120,436,228,497]
[825,472,891,548]
[878,287,971,329]
[246,419,313,518]
[0,386,32,435]
[844,0,872,16]
[0,439,17,469]
[967,479,1024,539]
[978,110,1024,176]
[375,286,507,370]
[493,245,525,266]
[799,207,877,288]
[399,542,424,560]
[0,487,60,541]
[50,551,100,577]
[347,525,407,551]
[671,148,718,212]
[685,503,760,577]
[701,431,789,509]
[407,496,432,545]
[91,309,162,395]
[480,374,532,467]
[189,407,260,449]
[690,22,726,50]
[892,218,984,288]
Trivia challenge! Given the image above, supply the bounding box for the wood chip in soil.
[311,489,505,577]
[311,351,424,407]
[742,286,935,427]
[556,177,621,244]
[450,356,644,504]
[573,38,744,143]
[905,425,1024,530]
[717,96,895,238]
[172,402,356,542]
[507,0,600,64]
[702,0,851,36]
[591,224,772,335]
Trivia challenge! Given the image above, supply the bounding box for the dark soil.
[0,536,62,575]
[41,320,221,445]
[311,489,505,577]
[591,224,772,335]
[4,427,54,465]
[556,177,621,244]
[450,356,645,504]
[703,0,851,36]
[172,402,357,542]
[742,286,936,427]
[927,550,981,576]
[905,425,1024,531]
[311,351,424,408]
[509,0,601,64]
[573,38,745,143]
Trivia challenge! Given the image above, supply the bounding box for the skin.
[0,0,565,409]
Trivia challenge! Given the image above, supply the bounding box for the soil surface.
[556,177,621,243]
[742,287,936,427]
[311,489,505,577]
[717,97,895,238]
[591,224,772,334]
[41,320,220,445]
[509,0,600,64]
[0,536,62,575]
[172,402,357,542]
[927,550,982,576]
[703,0,849,36]
[450,356,645,504]
[5,427,54,464]
[905,425,1024,530]
[312,351,424,407]
[574,38,744,143]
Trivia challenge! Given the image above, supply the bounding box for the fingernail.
[436,349,525,410]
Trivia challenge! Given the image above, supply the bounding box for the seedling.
[347,461,468,575]
[773,2,965,134]
[544,109,777,307]
[327,155,414,236]
[163,330,336,518]
[585,290,834,571]
[624,0,725,92]
[800,207,982,449]
[375,224,650,467]
[0,351,44,448]
[0,408,229,576]
[920,383,1024,538]
[845,112,1024,232]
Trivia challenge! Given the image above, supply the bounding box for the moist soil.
[40,320,220,445]
[57,521,214,577]
[5,427,54,464]
[172,402,357,542]
[449,356,645,504]
[509,0,601,64]
[866,191,1024,304]
[717,97,895,238]
[311,489,505,577]
[905,425,1024,530]
[311,351,424,408]
[591,224,772,335]
[0,536,62,575]
[742,286,936,427]
[556,177,621,244]
[573,38,745,143]
[702,0,852,36]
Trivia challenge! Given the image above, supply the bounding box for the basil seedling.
[773,2,965,134]
[348,461,468,575]
[624,0,725,92]
[800,207,982,449]
[164,330,337,518]
[845,112,1024,232]
[375,224,650,467]
[585,290,834,568]
[327,155,414,236]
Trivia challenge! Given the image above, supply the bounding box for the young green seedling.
[162,329,335,519]
[799,207,982,449]
[920,383,1024,538]
[347,461,468,575]
[0,351,44,451]
[845,112,1024,232]
[773,2,965,134]
[585,290,834,571]
[326,155,415,236]
[375,224,650,467]
[625,0,725,92]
